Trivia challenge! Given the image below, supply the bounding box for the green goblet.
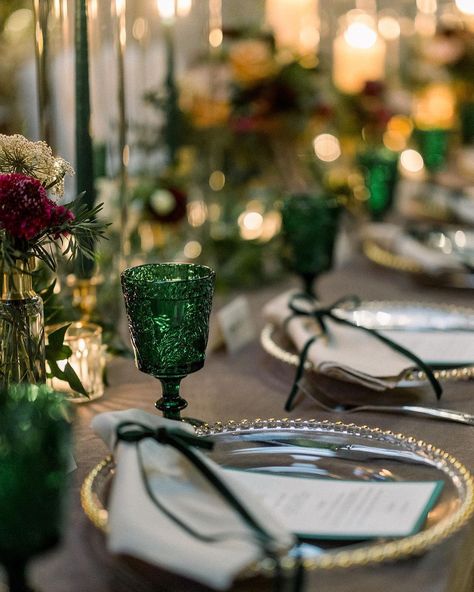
[0,384,71,592]
[413,128,450,173]
[357,148,399,220]
[281,194,340,298]
[121,263,215,421]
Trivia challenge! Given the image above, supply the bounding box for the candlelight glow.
[400,149,424,173]
[184,240,202,259]
[415,13,437,36]
[455,0,474,15]
[177,0,192,17]
[242,211,263,231]
[378,16,401,40]
[344,22,377,49]
[209,28,223,47]
[115,0,126,17]
[239,211,264,240]
[313,134,341,162]
[157,0,175,21]
[413,84,456,129]
[187,200,208,227]
[266,0,320,56]
[417,0,437,14]
[333,19,386,93]
[5,9,32,35]
[209,170,225,191]
[132,18,147,41]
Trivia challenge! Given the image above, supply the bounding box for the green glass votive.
[121,263,215,420]
[414,128,450,173]
[357,148,399,220]
[0,384,71,591]
[281,194,340,297]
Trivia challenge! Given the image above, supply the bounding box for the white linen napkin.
[264,290,414,391]
[365,223,465,273]
[91,409,294,590]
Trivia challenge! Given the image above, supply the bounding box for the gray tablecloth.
[28,254,474,592]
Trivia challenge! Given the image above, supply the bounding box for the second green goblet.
[281,194,340,298]
[121,263,215,421]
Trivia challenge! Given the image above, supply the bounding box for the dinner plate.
[81,418,474,575]
[261,301,474,388]
[363,229,474,289]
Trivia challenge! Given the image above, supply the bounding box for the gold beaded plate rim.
[261,298,474,385]
[363,238,424,274]
[81,418,474,575]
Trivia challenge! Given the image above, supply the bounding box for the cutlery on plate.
[298,381,474,426]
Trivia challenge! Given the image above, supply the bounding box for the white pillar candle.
[333,21,386,94]
[265,0,319,56]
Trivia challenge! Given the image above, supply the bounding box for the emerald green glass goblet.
[413,128,450,173]
[0,384,71,592]
[281,194,340,298]
[357,148,399,220]
[121,263,215,421]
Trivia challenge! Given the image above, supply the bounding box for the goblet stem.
[5,560,34,592]
[156,377,188,421]
[301,273,318,299]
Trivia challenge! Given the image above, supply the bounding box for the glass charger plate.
[81,418,474,575]
[362,234,474,289]
[261,300,474,387]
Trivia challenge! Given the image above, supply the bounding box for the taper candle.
[75,0,96,279]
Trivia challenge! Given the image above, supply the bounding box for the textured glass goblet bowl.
[281,194,340,297]
[121,263,215,420]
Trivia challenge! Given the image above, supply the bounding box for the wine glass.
[121,263,215,421]
[280,193,340,298]
[0,384,71,592]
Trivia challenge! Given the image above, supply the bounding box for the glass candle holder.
[0,384,71,591]
[48,322,105,403]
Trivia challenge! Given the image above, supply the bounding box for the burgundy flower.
[50,205,75,239]
[0,173,74,241]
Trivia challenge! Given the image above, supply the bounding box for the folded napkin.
[365,223,465,273]
[264,291,415,391]
[92,409,294,590]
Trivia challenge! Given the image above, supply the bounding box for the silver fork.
[298,381,474,426]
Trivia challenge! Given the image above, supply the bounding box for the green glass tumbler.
[281,194,340,298]
[121,263,215,421]
[0,384,71,592]
[357,148,399,220]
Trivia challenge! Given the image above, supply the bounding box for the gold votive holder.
[48,322,105,403]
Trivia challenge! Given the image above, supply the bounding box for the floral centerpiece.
[137,31,329,289]
[0,134,107,391]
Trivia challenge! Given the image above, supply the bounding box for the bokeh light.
[313,134,341,162]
